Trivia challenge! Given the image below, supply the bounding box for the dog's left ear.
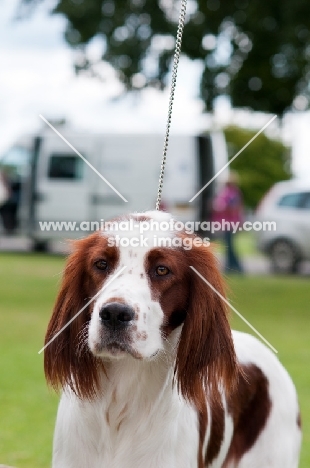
[175,242,238,407]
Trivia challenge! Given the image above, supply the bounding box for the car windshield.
[277,191,310,209]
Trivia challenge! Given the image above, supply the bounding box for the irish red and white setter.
[44,211,301,467]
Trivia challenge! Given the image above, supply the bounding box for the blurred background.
[0,0,309,466]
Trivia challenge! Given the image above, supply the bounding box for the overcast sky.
[1,0,310,177]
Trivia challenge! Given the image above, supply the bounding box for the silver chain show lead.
[155,0,188,211]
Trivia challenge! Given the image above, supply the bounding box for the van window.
[48,154,83,180]
[301,192,310,209]
[277,192,304,208]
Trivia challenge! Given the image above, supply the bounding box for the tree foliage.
[21,0,310,115]
[224,126,291,209]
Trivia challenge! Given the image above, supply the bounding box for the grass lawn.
[213,230,262,257]
[0,251,309,467]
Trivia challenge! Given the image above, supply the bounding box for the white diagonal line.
[39,115,128,203]
[38,265,127,354]
[190,266,278,354]
[189,115,277,203]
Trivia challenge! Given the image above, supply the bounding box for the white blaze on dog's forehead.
[143,210,172,222]
[101,211,175,247]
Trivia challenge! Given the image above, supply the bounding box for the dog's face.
[44,211,237,402]
[88,216,190,360]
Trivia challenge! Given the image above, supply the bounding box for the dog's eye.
[94,260,108,271]
[155,265,170,276]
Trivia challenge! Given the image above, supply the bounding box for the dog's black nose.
[99,302,135,330]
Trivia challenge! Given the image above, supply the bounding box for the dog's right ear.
[44,234,101,399]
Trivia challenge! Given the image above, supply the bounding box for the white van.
[0,124,227,250]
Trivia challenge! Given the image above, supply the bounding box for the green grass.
[214,230,262,257]
[226,275,310,467]
[0,252,309,467]
[0,253,61,468]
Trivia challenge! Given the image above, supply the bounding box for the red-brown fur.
[45,230,238,410]
[44,224,247,464]
[144,240,238,461]
[44,232,119,399]
[205,398,225,464]
[175,241,238,410]
[223,364,272,466]
[144,240,238,409]
[44,216,301,468]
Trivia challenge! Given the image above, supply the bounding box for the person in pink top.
[212,172,244,273]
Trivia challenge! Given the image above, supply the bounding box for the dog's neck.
[69,341,198,466]
[94,332,181,425]
[104,356,173,399]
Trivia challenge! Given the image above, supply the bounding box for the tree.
[21,0,310,115]
[224,126,291,209]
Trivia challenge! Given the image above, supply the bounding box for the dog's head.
[44,211,237,404]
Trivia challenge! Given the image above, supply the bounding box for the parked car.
[256,179,310,273]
